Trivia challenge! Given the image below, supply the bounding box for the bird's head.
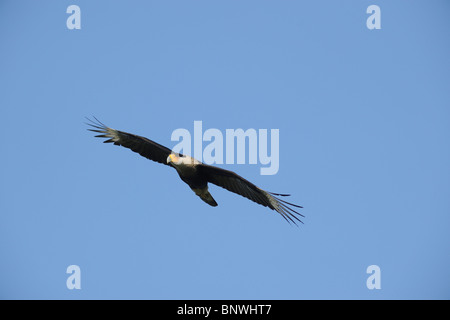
[167,153,201,167]
[167,153,183,166]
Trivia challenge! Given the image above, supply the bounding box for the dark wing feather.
[197,164,304,226]
[86,117,172,166]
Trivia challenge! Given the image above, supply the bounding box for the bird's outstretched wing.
[198,164,304,226]
[86,117,172,166]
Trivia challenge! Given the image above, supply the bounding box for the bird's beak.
[167,154,177,164]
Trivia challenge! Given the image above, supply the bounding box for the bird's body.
[87,117,304,225]
[168,154,218,206]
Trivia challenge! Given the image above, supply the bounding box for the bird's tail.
[192,187,218,207]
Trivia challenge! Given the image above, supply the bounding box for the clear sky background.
[1,0,449,299]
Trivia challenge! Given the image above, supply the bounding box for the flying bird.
[86,117,304,225]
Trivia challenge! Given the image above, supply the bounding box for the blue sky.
[1,0,449,299]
